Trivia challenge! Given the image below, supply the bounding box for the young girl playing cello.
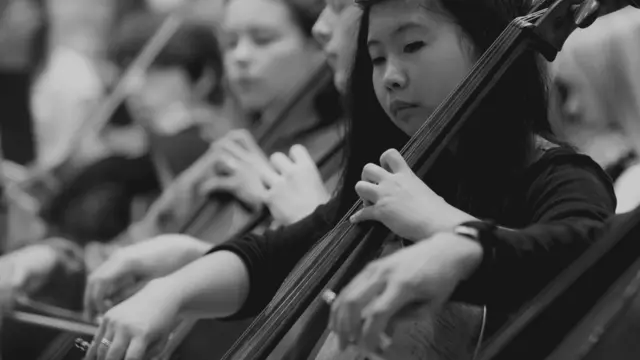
[86,0,616,358]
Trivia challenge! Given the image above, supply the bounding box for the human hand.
[84,279,182,360]
[350,149,476,241]
[83,234,209,319]
[199,129,279,210]
[141,129,274,230]
[328,232,483,354]
[264,145,331,225]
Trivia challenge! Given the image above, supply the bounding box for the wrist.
[448,233,484,281]
[444,205,478,233]
[453,220,498,280]
[145,277,187,312]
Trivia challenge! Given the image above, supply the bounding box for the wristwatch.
[453,220,497,260]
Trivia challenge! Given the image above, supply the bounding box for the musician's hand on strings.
[199,129,279,211]
[140,129,270,230]
[350,149,476,241]
[84,235,209,320]
[265,145,331,225]
[85,280,180,360]
[328,232,483,354]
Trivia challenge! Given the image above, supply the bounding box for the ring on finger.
[100,338,112,348]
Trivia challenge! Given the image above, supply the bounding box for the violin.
[212,1,637,360]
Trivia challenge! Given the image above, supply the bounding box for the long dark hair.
[336,0,558,220]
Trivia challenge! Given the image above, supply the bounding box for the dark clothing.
[41,155,160,243]
[209,147,616,333]
[0,72,36,165]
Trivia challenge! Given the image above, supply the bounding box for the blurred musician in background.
[0,11,228,359]
[84,0,349,357]
[82,0,357,320]
[81,0,619,357]
[548,6,640,214]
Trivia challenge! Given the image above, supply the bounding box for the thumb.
[350,206,378,224]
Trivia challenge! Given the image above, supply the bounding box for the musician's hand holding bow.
[350,149,476,241]
[328,232,483,354]
[199,129,279,211]
[84,234,210,320]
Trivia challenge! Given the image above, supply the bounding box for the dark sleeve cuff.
[450,221,498,305]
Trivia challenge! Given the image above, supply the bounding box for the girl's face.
[312,0,361,93]
[223,0,321,113]
[367,0,474,136]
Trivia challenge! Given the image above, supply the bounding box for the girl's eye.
[252,34,277,46]
[404,41,425,53]
[371,56,386,66]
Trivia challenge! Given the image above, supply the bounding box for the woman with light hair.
[548,6,640,213]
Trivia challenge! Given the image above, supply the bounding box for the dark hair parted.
[108,12,225,105]
[336,0,559,220]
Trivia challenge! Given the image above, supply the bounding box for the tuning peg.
[574,0,601,28]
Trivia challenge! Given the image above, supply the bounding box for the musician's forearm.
[155,250,250,319]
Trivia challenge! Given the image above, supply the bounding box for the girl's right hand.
[84,279,182,360]
[83,235,209,319]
